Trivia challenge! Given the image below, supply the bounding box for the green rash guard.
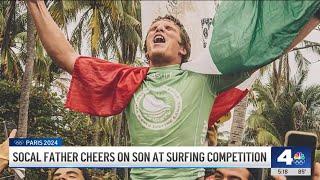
[125,64,250,180]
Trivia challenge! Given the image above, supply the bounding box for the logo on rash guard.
[134,85,182,130]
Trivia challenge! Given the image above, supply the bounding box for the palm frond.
[303,40,320,56]
[1,0,16,58]
[256,128,281,146]
[70,9,91,54]
[294,50,310,73]
[247,113,281,140]
[253,82,277,109]
[89,7,102,57]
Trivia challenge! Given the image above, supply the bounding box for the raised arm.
[285,16,320,53]
[26,0,78,74]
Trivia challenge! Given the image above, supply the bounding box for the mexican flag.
[140,1,320,126]
[66,1,320,127]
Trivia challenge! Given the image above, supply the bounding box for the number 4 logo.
[277,149,293,165]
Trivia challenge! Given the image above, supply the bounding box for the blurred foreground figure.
[52,168,90,180]
[206,168,260,180]
[0,129,16,173]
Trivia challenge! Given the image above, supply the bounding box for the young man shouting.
[27,1,248,178]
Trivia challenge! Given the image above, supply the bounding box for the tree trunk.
[15,10,35,180]
[112,113,123,176]
[228,95,248,146]
[91,116,100,146]
[17,10,35,138]
[114,114,123,146]
[124,117,129,180]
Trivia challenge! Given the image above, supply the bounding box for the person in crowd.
[0,129,16,173]
[51,168,90,180]
[206,168,261,180]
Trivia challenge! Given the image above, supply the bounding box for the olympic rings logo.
[293,159,305,165]
[14,140,24,146]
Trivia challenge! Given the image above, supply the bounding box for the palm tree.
[0,0,69,139]
[0,0,36,138]
[229,32,320,145]
[1,1,26,81]
[1,1,63,91]
[68,0,141,62]
[243,71,320,146]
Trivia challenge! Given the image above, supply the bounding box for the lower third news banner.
[271,147,312,176]
[8,139,312,176]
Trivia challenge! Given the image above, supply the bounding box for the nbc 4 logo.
[277,149,305,165]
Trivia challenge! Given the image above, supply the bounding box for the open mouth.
[153,34,165,44]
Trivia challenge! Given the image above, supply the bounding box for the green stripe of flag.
[210,1,320,74]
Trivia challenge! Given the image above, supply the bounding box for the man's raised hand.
[26,0,79,74]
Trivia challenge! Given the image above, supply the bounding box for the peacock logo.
[293,152,305,165]
[134,85,182,130]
